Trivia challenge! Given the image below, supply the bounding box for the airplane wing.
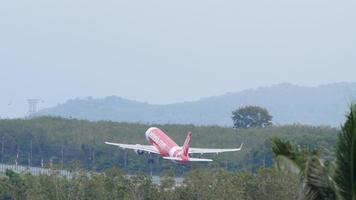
[105,142,160,154]
[188,143,244,154]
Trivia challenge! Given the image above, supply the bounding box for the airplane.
[105,127,243,163]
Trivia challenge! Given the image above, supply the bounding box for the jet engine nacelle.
[134,149,145,155]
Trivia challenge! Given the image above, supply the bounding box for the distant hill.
[36,83,356,126]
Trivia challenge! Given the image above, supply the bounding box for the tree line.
[0,167,299,200]
[0,116,337,174]
[1,103,355,200]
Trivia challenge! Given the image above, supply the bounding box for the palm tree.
[271,103,356,200]
[334,104,356,200]
[271,137,337,200]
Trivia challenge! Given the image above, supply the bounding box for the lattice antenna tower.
[27,99,40,117]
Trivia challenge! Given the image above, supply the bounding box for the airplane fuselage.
[105,127,243,163]
[145,127,189,163]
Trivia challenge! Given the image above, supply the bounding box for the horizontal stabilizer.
[163,157,213,162]
[188,158,213,162]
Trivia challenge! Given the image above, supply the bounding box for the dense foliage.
[0,168,299,200]
[232,106,273,128]
[335,104,356,200]
[0,117,337,174]
[272,103,356,200]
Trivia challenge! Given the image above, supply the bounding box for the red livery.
[105,127,243,163]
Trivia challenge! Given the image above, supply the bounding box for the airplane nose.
[145,129,150,141]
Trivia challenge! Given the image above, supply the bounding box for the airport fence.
[0,163,183,186]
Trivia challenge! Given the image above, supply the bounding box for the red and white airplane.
[105,127,243,163]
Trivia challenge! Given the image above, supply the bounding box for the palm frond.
[275,155,300,174]
[272,137,337,200]
[303,156,337,200]
[271,137,296,159]
[271,137,317,169]
[334,103,356,200]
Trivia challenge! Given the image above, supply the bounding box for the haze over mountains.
[1,0,355,119]
[36,83,356,127]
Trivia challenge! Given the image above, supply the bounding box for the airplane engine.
[134,149,145,155]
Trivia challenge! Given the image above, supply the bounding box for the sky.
[0,0,356,117]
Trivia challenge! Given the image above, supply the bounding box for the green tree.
[0,116,338,174]
[160,169,175,190]
[271,138,335,200]
[103,167,132,200]
[271,102,356,200]
[245,168,299,200]
[5,170,27,200]
[334,104,356,200]
[130,173,158,200]
[232,106,272,129]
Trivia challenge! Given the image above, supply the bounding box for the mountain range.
[36,83,356,127]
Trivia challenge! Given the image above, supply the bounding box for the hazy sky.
[1,0,356,117]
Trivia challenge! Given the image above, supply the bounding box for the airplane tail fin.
[182,132,192,157]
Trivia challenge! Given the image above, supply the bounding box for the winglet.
[238,143,244,150]
[182,132,192,156]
